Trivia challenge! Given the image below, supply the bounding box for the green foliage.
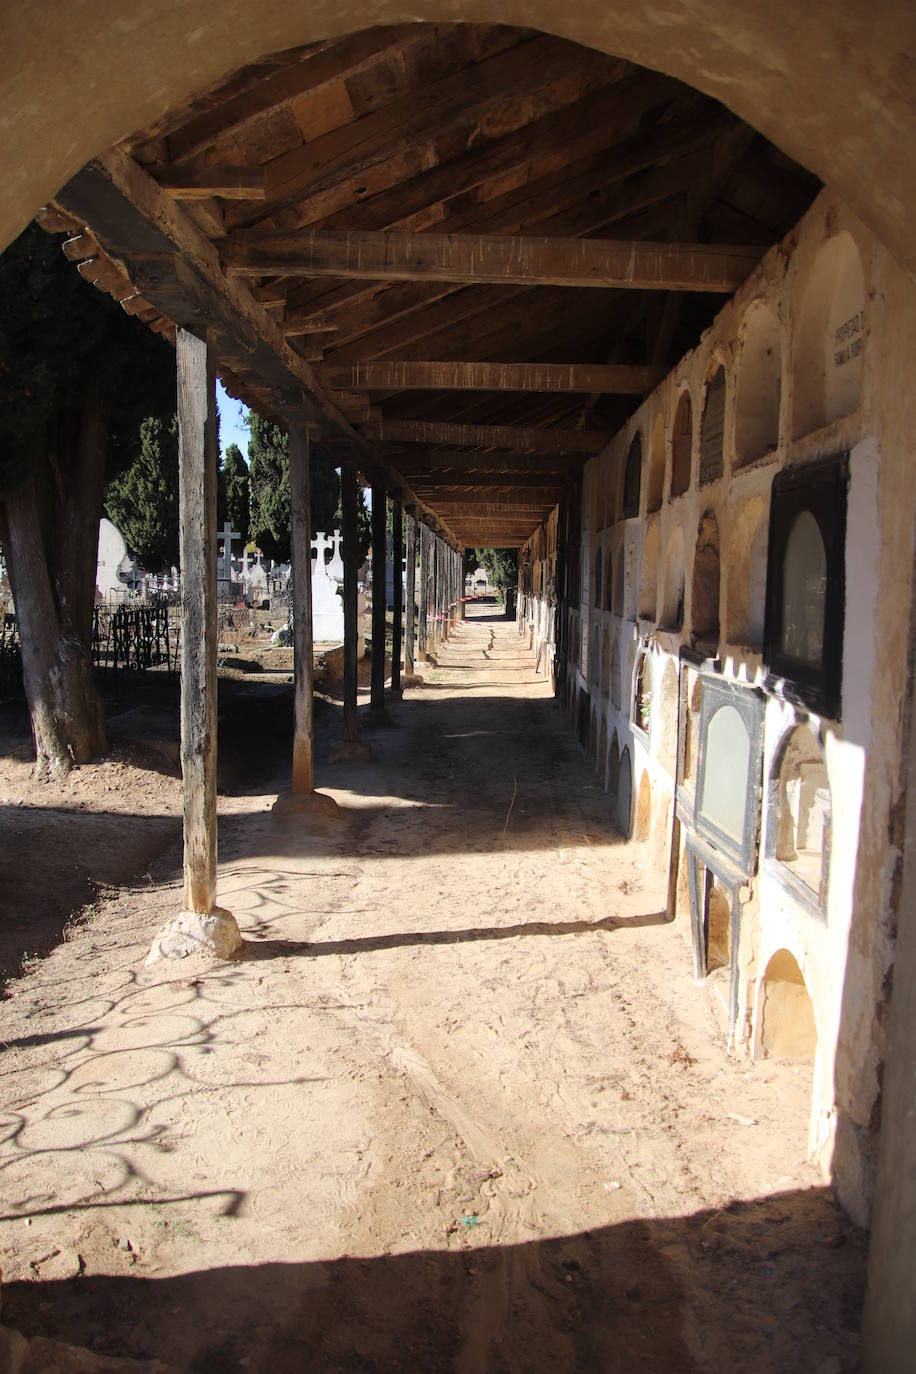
[221,442,250,546]
[473,547,518,589]
[104,416,179,570]
[247,416,343,561]
[0,221,175,501]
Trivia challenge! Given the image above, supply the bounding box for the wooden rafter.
[319,361,659,394]
[361,418,605,454]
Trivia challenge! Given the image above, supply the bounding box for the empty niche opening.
[594,548,603,607]
[758,949,817,1060]
[736,301,781,465]
[639,522,660,620]
[633,650,651,735]
[660,523,685,630]
[601,628,611,695]
[726,497,768,647]
[699,366,727,485]
[647,412,665,512]
[608,734,621,802]
[691,510,721,651]
[624,542,638,620]
[617,746,633,836]
[622,433,642,518]
[614,547,624,615]
[604,550,614,611]
[792,230,865,438]
[671,390,693,497]
[635,770,652,840]
[706,878,731,972]
[597,717,607,780]
[768,724,832,907]
[658,659,678,772]
[611,639,622,709]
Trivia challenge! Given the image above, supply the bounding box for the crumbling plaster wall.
[524,189,916,1223]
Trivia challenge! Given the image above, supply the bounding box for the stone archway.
[1,3,915,273]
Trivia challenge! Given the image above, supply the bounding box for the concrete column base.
[146,908,241,965]
[331,740,373,764]
[402,671,425,689]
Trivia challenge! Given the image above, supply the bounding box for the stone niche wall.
[525,189,916,1226]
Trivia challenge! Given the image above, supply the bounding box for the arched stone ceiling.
[2,1,915,273]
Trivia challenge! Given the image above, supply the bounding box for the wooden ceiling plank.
[362,418,604,454]
[154,166,267,200]
[319,360,658,393]
[225,229,762,292]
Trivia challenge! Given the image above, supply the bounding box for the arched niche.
[736,301,781,465]
[607,733,621,802]
[726,497,768,647]
[632,649,651,734]
[610,639,622,709]
[699,701,751,845]
[699,365,727,485]
[622,433,642,518]
[767,724,832,908]
[617,747,633,837]
[691,510,720,650]
[600,628,611,694]
[613,547,624,616]
[638,522,660,621]
[624,542,638,621]
[671,390,693,498]
[660,523,685,630]
[593,546,603,607]
[646,413,665,513]
[658,659,678,771]
[635,770,652,840]
[757,949,817,1060]
[792,230,866,437]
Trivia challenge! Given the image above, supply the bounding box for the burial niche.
[792,230,865,438]
[757,950,817,1060]
[763,454,847,716]
[695,676,766,874]
[671,390,693,497]
[660,524,685,630]
[736,302,781,465]
[646,413,665,513]
[622,434,642,518]
[617,746,633,837]
[767,724,831,909]
[638,522,660,621]
[726,497,768,648]
[691,510,720,651]
[632,649,651,735]
[699,366,727,485]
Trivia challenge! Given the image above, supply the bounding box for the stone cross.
[311,531,333,572]
[218,521,240,581]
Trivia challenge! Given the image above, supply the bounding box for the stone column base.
[146,908,241,965]
[271,790,343,823]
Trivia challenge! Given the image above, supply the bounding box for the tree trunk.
[1,478,106,778]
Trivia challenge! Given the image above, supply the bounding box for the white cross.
[218,521,240,581]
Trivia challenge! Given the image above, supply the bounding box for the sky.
[216,379,249,462]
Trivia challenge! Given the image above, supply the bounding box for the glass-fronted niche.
[694,676,767,877]
[763,453,848,718]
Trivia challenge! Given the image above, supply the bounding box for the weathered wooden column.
[458,548,467,619]
[148,328,239,963]
[274,425,340,819]
[431,535,441,647]
[369,474,388,719]
[404,506,417,679]
[418,522,430,663]
[333,461,371,761]
[390,492,403,699]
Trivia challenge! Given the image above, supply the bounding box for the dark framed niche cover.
[763,452,848,718]
[694,676,766,876]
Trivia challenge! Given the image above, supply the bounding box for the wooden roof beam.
[360,418,605,454]
[153,166,266,200]
[223,230,763,292]
[319,361,659,394]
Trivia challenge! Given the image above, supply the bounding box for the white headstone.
[97,518,132,601]
[311,530,344,642]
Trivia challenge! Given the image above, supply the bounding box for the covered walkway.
[0,605,863,1371]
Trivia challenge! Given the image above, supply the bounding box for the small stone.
[119,1237,133,1252]
[146,908,242,965]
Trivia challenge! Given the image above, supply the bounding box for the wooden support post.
[433,536,442,646]
[341,462,360,746]
[418,523,430,663]
[370,476,387,717]
[390,493,403,699]
[272,429,341,818]
[404,507,417,678]
[148,328,239,962]
[458,549,467,620]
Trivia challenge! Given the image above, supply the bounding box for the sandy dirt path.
[0,605,864,1371]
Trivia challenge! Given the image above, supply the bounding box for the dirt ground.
[0,604,865,1372]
